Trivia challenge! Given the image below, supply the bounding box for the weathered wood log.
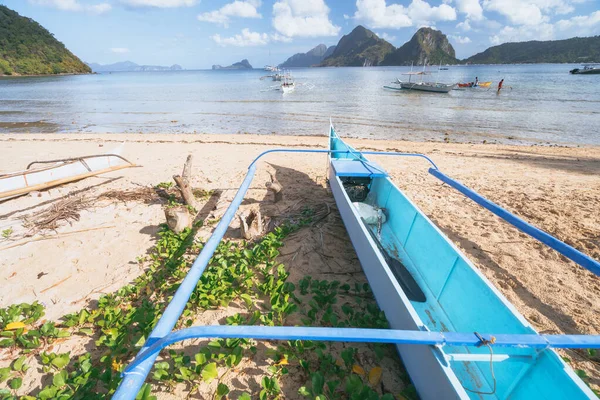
[165,206,192,234]
[182,155,193,183]
[266,172,283,203]
[173,154,197,209]
[173,175,197,209]
[238,205,264,240]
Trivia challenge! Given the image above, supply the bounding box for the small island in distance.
[87,61,183,73]
[212,59,253,70]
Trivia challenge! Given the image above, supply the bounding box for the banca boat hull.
[328,126,594,399]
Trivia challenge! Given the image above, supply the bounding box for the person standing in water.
[497,79,504,94]
[475,77,479,86]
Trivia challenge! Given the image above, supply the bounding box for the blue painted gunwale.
[328,125,595,399]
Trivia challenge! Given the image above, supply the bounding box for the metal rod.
[113,164,257,399]
[429,168,600,277]
[122,325,600,374]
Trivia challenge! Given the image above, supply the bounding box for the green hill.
[382,27,457,66]
[320,25,394,67]
[0,5,91,75]
[465,36,600,64]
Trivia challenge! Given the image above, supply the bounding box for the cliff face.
[320,25,394,67]
[280,44,336,68]
[382,27,457,66]
[0,5,91,75]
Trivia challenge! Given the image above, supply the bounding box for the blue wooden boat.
[327,125,595,399]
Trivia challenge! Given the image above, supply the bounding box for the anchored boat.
[0,154,135,200]
[385,74,455,93]
[570,65,600,75]
[114,124,600,400]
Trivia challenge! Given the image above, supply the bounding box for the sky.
[1,0,599,69]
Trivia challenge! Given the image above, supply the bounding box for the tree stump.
[238,205,264,240]
[266,172,283,203]
[165,206,192,233]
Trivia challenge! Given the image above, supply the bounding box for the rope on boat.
[462,332,497,395]
[26,154,135,170]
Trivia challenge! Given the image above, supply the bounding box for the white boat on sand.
[0,154,136,200]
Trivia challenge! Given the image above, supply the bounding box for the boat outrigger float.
[0,154,136,200]
[114,123,600,399]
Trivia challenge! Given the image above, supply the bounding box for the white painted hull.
[281,83,295,93]
[400,82,455,93]
[0,155,134,200]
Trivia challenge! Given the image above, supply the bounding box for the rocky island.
[212,59,253,70]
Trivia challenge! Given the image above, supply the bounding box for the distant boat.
[385,73,455,93]
[0,154,136,200]
[457,81,492,88]
[570,65,600,75]
[281,71,295,93]
[264,65,279,72]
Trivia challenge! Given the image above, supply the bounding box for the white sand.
[0,133,598,395]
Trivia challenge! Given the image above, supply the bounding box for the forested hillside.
[0,5,90,75]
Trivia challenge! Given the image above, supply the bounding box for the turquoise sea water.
[1,64,599,145]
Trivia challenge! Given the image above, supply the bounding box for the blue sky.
[1,0,598,69]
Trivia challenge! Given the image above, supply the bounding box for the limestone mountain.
[280,44,336,68]
[321,25,394,67]
[0,5,90,75]
[465,36,600,64]
[381,27,457,66]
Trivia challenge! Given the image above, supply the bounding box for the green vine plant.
[6,194,592,400]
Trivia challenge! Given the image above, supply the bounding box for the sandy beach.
[0,132,599,397]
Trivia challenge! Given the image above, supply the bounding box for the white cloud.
[353,0,456,29]
[455,0,483,20]
[211,28,270,46]
[272,0,341,37]
[29,0,112,13]
[448,34,472,43]
[456,19,471,30]
[489,23,554,44]
[120,0,197,8]
[197,0,262,28]
[110,47,130,53]
[376,32,397,41]
[270,33,293,42]
[483,0,577,26]
[556,10,600,35]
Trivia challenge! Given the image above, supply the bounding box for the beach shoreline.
[1,133,599,396]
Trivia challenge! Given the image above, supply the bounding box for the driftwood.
[173,155,197,210]
[168,155,196,233]
[165,206,192,233]
[238,205,265,240]
[266,172,283,203]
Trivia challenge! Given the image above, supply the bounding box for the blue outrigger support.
[114,148,600,400]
